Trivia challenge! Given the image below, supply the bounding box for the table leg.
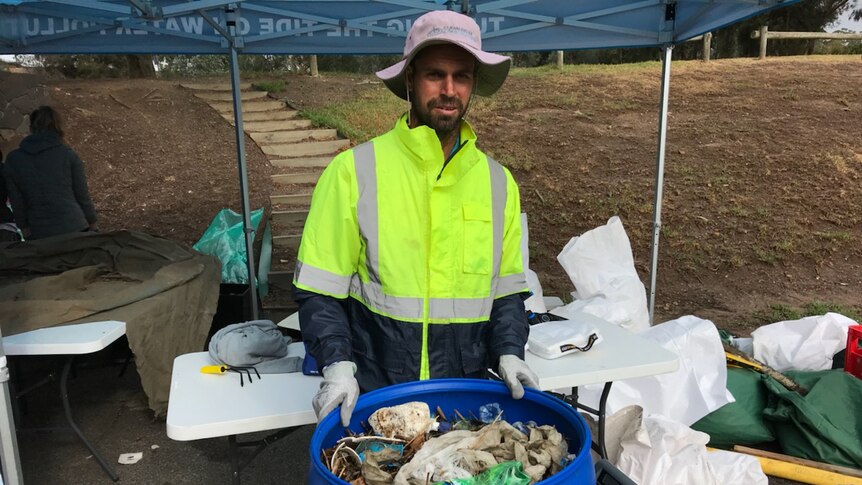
[229,435,241,485]
[227,428,300,484]
[564,382,613,460]
[59,356,119,482]
[598,382,613,460]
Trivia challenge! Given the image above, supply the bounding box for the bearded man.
[294,9,538,426]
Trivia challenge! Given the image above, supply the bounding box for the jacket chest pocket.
[462,203,493,275]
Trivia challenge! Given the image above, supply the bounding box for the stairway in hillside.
[180,81,351,316]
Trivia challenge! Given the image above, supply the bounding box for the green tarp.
[693,368,862,468]
[692,367,774,447]
[764,370,862,468]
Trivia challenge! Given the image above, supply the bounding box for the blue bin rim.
[309,378,593,484]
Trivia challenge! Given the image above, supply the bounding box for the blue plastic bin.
[308,378,595,484]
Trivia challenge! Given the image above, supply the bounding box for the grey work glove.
[498,354,540,399]
[313,361,359,427]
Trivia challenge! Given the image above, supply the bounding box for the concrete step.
[250,129,337,145]
[272,210,308,228]
[268,270,295,288]
[271,193,312,205]
[211,100,285,113]
[180,82,252,91]
[223,112,301,124]
[273,234,302,250]
[194,90,268,102]
[239,119,310,131]
[262,139,350,158]
[271,157,330,169]
[272,172,321,185]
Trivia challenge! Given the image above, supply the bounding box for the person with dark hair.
[0,147,22,242]
[3,106,97,240]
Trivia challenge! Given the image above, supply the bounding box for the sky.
[833,10,862,31]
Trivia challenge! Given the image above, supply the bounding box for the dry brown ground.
[13,55,860,336]
[280,56,862,334]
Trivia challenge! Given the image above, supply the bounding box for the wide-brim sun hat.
[375,10,512,100]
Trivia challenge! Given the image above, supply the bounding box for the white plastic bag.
[520,213,547,314]
[752,312,857,371]
[527,320,602,360]
[615,409,767,485]
[577,316,733,426]
[551,216,649,332]
[707,449,768,485]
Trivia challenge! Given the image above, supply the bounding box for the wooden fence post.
[555,50,564,69]
[759,26,768,60]
[703,32,712,62]
[310,55,319,77]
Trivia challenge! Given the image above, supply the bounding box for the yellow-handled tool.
[200,364,260,386]
[200,365,229,374]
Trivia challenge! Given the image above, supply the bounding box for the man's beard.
[411,94,465,137]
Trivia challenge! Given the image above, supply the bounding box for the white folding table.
[3,320,127,482]
[166,343,320,484]
[167,312,678,482]
[524,312,679,458]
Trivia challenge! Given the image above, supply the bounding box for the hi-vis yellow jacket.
[294,114,530,391]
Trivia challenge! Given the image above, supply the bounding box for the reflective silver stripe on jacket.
[353,142,380,283]
[487,156,528,297]
[349,275,494,321]
[350,146,517,321]
[496,273,528,296]
[294,260,352,296]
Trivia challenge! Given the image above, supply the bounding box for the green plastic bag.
[691,367,774,447]
[193,208,264,284]
[435,461,531,485]
[762,370,862,468]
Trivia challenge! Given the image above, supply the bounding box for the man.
[294,10,538,427]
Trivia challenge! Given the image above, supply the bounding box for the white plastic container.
[528,320,602,360]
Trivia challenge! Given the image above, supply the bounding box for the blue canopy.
[1,0,797,55]
[0,5,803,482]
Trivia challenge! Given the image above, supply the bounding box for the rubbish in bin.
[321,401,570,485]
[437,460,531,485]
[369,402,436,439]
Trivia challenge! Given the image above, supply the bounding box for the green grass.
[299,86,400,143]
[252,80,285,92]
[508,61,661,78]
[814,230,852,242]
[753,301,861,325]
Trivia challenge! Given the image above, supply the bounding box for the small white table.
[4,320,127,482]
[166,343,320,484]
[525,312,679,458]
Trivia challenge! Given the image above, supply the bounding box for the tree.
[712,0,856,58]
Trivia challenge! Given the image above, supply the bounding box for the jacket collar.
[393,114,481,184]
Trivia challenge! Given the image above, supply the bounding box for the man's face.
[407,44,476,135]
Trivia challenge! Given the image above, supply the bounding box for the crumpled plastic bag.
[577,315,734,426]
[752,312,857,371]
[436,461,531,485]
[393,421,566,485]
[706,449,768,485]
[614,406,767,485]
[193,207,264,284]
[550,216,649,332]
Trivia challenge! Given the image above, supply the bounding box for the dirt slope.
[27,56,862,333]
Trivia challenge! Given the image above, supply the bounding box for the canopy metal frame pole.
[0,326,23,485]
[225,6,260,320]
[648,44,673,324]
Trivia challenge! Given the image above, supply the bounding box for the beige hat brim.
[375,39,511,100]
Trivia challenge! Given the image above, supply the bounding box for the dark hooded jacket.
[3,132,97,239]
